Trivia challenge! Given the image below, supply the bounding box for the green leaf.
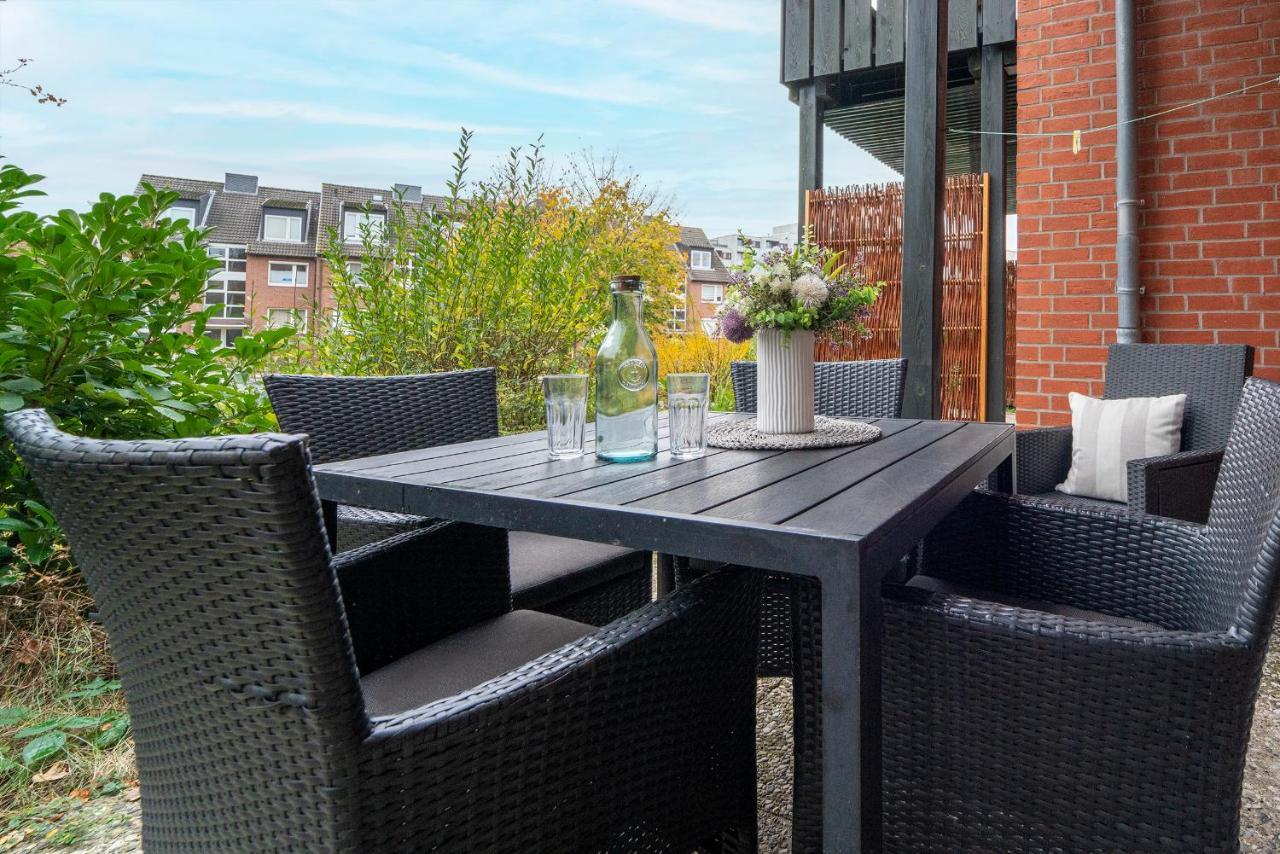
[0,377,42,393]
[60,678,121,700]
[0,392,23,412]
[0,706,32,727]
[15,720,64,738]
[21,731,66,766]
[94,717,129,749]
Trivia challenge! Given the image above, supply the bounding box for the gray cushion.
[360,610,592,716]
[1026,491,1125,512]
[906,575,1159,629]
[508,531,646,609]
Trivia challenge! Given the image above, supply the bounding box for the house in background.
[673,226,732,335]
[711,224,799,269]
[136,173,445,343]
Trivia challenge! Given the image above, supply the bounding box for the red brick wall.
[1015,0,1280,426]
[244,255,323,332]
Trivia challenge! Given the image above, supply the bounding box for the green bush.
[278,132,685,433]
[0,163,293,583]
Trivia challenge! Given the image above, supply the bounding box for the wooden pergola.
[782,0,1016,422]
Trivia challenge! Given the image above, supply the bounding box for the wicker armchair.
[873,376,1280,852]
[1012,343,1253,522]
[265,369,651,626]
[729,358,908,418]
[5,409,761,853]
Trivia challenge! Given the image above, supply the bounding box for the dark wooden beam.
[798,81,824,228]
[949,0,978,50]
[901,0,948,419]
[982,0,1016,45]
[844,0,873,69]
[981,45,1008,422]
[813,0,841,76]
[876,0,905,65]
[782,0,812,83]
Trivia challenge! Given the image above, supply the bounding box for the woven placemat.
[706,416,881,450]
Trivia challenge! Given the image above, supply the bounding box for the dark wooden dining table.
[313,412,1014,852]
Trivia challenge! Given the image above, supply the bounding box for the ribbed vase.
[756,328,815,434]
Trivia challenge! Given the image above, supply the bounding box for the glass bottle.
[595,275,658,462]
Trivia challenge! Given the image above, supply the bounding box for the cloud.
[168,100,524,135]
[615,0,777,34]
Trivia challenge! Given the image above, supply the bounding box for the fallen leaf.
[32,762,69,783]
[123,787,141,802]
[70,787,91,800]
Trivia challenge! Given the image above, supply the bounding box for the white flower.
[750,264,773,286]
[769,262,793,293]
[793,273,829,309]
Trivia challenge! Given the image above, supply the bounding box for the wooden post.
[901,0,948,419]
[979,173,991,416]
[798,82,824,229]
[981,44,1008,422]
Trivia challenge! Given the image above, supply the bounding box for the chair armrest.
[1126,448,1223,523]
[921,491,1208,628]
[357,569,761,849]
[1010,426,1073,495]
[333,521,511,675]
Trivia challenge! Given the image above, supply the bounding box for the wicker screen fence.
[807,175,1016,421]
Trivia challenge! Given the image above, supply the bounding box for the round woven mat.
[706,416,881,450]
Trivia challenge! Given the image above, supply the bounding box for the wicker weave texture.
[729,358,907,420]
[5,409,762,852]
[792,377,1280,851]
[265,369,651,625]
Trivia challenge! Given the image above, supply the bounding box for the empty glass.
[667,373,710,459]
[542,374,588,459]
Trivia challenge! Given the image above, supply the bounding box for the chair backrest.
[1104,344,1253,450]
[4,410,365,849]
[731,358,907,418]
[265,368,499,464]
[1200,378,1280,644]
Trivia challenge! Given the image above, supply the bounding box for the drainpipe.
[1115,0,1141,344]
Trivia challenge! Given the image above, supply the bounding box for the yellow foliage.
[654,329,752,411]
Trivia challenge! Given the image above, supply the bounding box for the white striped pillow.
[1056,392,1187,503]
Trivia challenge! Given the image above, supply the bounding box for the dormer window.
[263,212,303,242]
[343,209,386,243]
[690,249,712,270]
[162,202,197,225]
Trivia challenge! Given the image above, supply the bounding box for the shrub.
[654,329,752,412]
[277,132,684,433]
[0,163,292,583]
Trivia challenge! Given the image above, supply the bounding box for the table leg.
[321,499,338,553]
[654,553,676,598]
[799,556,882,853]
[992,445,1015,494]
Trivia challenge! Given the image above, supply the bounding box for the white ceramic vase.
[755,328,815,434]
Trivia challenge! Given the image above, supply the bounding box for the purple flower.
[720,308,754,343]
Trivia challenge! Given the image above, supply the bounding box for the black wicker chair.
[715,358,908,679]
[5,409,761,853]
[729,358,908,419]
[1012,343,1253,522]
[264,369,651,626]
[772,376,1280,852]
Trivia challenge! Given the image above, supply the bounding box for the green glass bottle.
[595,275,658,462]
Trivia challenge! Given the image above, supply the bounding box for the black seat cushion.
[508,531,647,609]
[906,575,1159,629]
[360,610,592,716]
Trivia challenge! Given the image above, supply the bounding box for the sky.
[0,0,901,238]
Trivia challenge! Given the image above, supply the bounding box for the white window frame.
[700,318,719,336]
[701,284,724,304]
[205,326,244,348]
[204,244,247,323]
[263,213,303,243]
[267,261,309,287]
[162,203,197,225]
[343,261,366,286]
[690,249,712,270]
[266,308,308,329]
[343,209,386,243]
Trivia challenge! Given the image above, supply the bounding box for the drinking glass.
[667,373,710,459]
[542,374,588,459]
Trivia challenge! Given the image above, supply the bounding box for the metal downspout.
[1115,0,1141,344]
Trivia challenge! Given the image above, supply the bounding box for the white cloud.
[168,100,524,135]
[615,0,777,34]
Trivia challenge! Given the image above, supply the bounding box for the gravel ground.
[5,639,1277,853]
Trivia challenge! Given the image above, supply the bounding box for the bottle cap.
[610,275,644,292]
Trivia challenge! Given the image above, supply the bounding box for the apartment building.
[672,226,732,335]
[710,223,798,269]
[136,172,444,344]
